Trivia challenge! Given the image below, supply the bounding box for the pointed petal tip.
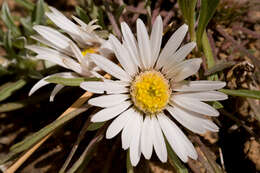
[90,116,103,123]
[160,157,167,163]
[189,151,198,160]
[120,21,127,27]
[214,111,220,117]
[131,161,138,167]
[220,81,227,88]
[190,41,197,47]
[137,18,142,23]
[108,34,116,40]
[32,25,40,30]
[25,45,34,51]
[122,144,129,150]
[28,91,33,97]
[105,131,113,139]
[182,23,188,30]
[155,15,162,21]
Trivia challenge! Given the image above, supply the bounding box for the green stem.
[126,150,134,173]
[189,0,197,42]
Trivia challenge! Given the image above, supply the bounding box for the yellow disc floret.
[81,48,98,56]
[130,70,171,114]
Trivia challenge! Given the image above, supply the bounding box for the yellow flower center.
[81,48,98,56]
[130,70,171,114]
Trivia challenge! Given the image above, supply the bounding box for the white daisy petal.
[150,15,163,66]
[130,113,143,166]
[88,94,129,107]
[172,80,226,92]
[157,114,197,162]
[121,22,142,68]
[71,16,87,28]
[29,76,51,96]
[90,54,131,81]
[166,105,219,134]
[137,18,152,69]
[163,42,196,73]
[99,38,114,57]
[122,109,141,150]
[175,91,228,101]
[167,58,202,82]
[141,116,153,159]
[30,35,73,56]
[80,81,128,94]
[50,84,64,102]
[27,45,88,76]
[171,96,219,116]
[33,25,71,50]
[46,7,79,35]
[156,24,188,69]
[106,107,133,139]
[69,41,88,68]
[62,57,85,75]
[151,116,167,162]
[91,101,131,122]
[29,72,76,96]
[109,34,137,76]
[26,45,68,68]
[46,7,95,47]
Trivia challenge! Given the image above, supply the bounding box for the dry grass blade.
[67,123,108,173]
[5,91,93,173]
[59,116,92,173]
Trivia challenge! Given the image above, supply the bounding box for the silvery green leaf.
[1,2,21,37]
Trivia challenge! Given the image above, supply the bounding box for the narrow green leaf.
[20,17,34,35]
[75,6,90,24]
[0,65,12,77]
[126,150,134,173]
[87,122,105,131]
[0,105,90,164]
[15,0,35,11]
[219,89,260,100]
[0,79,26,102]
[97,8,105,29]
[196,0,219,50]
[166,139,188,173]
[1,2,21,36]
[13,37,26,49]
[45,76,101,86]
[211,101,223,109]
[89,2,99,21]
[177,0,197,41]
[59,119,91,173]
[204,61,236,76]
[0,102,26,112]
[67,126,105,173]
[202,31,218,80]
[0,28,3,40]
[3,30,15,56]
[33,0,45,25]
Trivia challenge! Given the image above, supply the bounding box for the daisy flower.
[26,7,112,101]
[80,16,228,166]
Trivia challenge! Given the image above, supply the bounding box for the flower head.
[26,7,112,101]
[80,16,227,166]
